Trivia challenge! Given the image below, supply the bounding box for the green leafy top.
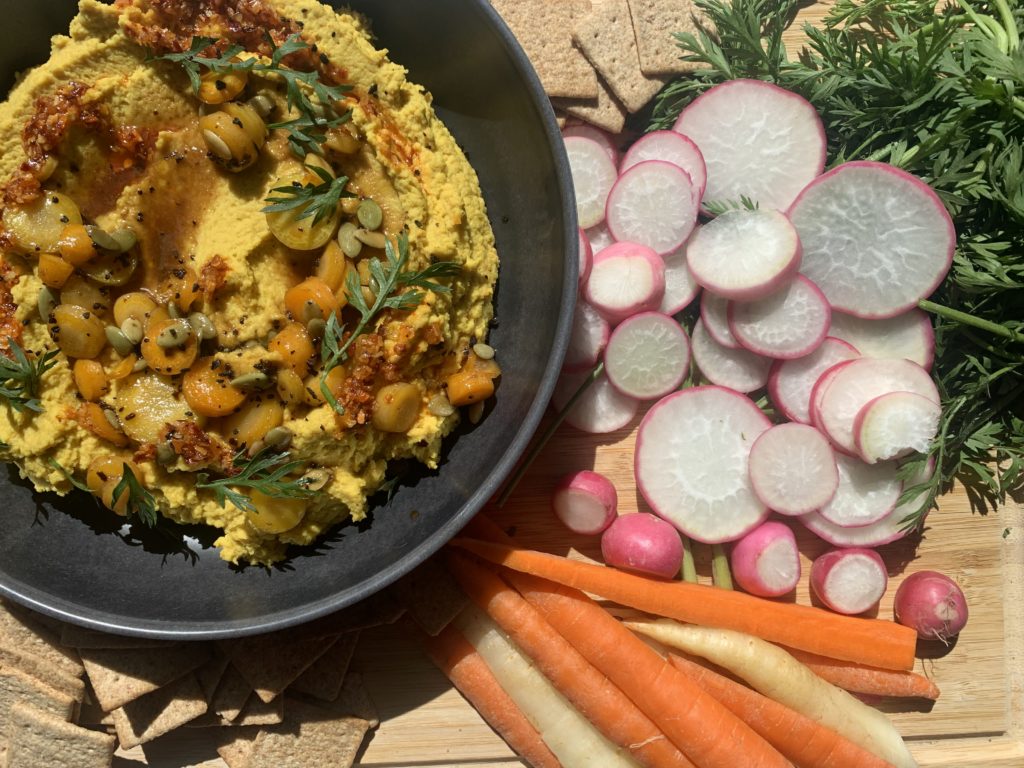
[111,464,159,527]
[0,341,58,414]
[195,448,315,514]
[261,164,352,225]
[702,195,760,217]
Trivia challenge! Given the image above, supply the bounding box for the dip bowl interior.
[0,0,576,637]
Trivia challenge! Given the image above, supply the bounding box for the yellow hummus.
[0,0,499,564]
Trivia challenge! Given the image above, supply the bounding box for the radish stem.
[919,299,1022,342]
[680,536,697,583]
[712,544,733,590]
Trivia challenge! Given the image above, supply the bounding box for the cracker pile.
[490,0,707,133]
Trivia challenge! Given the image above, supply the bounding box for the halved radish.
[700,292,739,349]
[620,130,707,203]
[728,275,831,360]
[605,312,690,400]
[854,391,941,464]
[605,160,699,255]
[748,423,839,516]
[691,318,771,394]
[553,367,638,434]
[563,301,610,373]
[686,209,801,301]
[635,386,771,543]
[586,222,616,255]
[789,161,956,319]
[769,337,860,424]
[659,239,701,315]
[563,124,619,165]
[564,135,619,229]
[577,227,593,291]
[811,548,889,615]
[583,241,666,324]
[730,521,801,598]
[819,454,902,528]
[815,357,940,455]
[552,470,618,535]
[673,79,826,212]
[828,309,935,370]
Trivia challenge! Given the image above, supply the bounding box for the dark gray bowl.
[0,0,576,638]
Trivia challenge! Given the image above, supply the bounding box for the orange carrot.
[447,551,696,768]
[452,537,917,671]
[419,622,561,768]
[503,569,791,768]
[668,654,895,768]
[784,648,940,700]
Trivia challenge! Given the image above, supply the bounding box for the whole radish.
[552,471,618,536]
[601,513,683,579]
[894,571,969,643]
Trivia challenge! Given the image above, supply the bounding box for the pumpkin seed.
[472,342,495,360]
[427,393,455,417]
[357,199,383,231]
[155,319,193,348]
[132,357,149,372]
[202,128,234,161]
[306,317,326,339]
[155,441,177,465]
[264,426,293,449]
[337,221,362,258]
[300,468,331,491]
[248,93,274,119]
[301,299,323,324]
[105,326,136,356]
[467,400,485,425]
[187,311,218,341]
[354,228,387,250]
[110,228,138,252]
[102,408,122,433]
[229,371,271,391]
[37,286,56,324]
[166,301,181,320]
[84,225,121,251]
[120,317,144,345]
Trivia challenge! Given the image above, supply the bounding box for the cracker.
[211,664,253,723]
[573,0,668,112]
[234,692,285,726]
[5,702,115,768]
[245,698,371,768]
[221,630,337,704]
[288,632,359,703]
[0,669,76,734]
[628,0,708,75]
[80,643,211,712]
[389,557,468,636]
[552,74,628,133]
[0,646,85,702]
[318,672,379,728]
[0,600,84,679]
[490,0,599,99]
[58,624,175,650]
[216,727,259,768]
[109,672,208,749]
[195,651,231,702]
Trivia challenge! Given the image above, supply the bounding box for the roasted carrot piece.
[447,551,695,768]
[668,654,895,768]
[784,648,940,700]
[451,537,917,671]
[419,622,561,768]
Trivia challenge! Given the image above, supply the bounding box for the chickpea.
[73,359,110,401]
[276,368,306,407]
[1,192,82,254]
[86,455,141,495]
[74,402,129,447]
[199,102,267,172]
[284,277,338,323]
[198,68,248,105]
[56,223,98,266]
[113,291,158,327]
[246,490,307,534]
[371,382,421,433]
[60,275,110,316]
[140,318,199,376]
[38,253,74,289]
[220,397,284,449]
[50,304,107,359]
[182,357,247,417]
[268,322,314,375]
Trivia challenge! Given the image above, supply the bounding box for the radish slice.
[563,301,611,373]
[605,160,699,255]
[828,309,935,370]
[636,386,771,543]
[553,368,638,434]
[620,130,707,203]
[577,227,593,291]
[673,79,826,212]
[552,470,618,535]
[586,222,616,255]
[563,124,619,164]
[584,241,666,324]
[789,161,956,319]
[659,240,701,315]
[691,318,771,394]
[819,454,902,528]
[730,521,801,598]
[605,312,690,400]
[769,337,860,424]
[854,391,941,464]
[811,548,889,615]
[686,209,801,301]
[728,275,831,360]
[816,358,940,455]
[700,292,739,348]
[565,135,618,229]
[748,423,839,516]
[809,359,858,432]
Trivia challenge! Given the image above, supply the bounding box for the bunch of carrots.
[421,515,938,768]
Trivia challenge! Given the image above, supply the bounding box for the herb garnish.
[649,0,1024,527]
[261,164,351,224]
[318,233,461,413]
[0,341,58,414]
[111,464,159,527]
[196,448,315,514]
[702,195,760,217]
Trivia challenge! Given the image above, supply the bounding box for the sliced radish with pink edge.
[605,312,690,400]
[811,548,889,615]
[659,239,701,315]
[828,309,935,370]
[854,391,941,464]
[586,221,616,255]
[553,367,638,434]
[620,130,707,202]
[563,301,610,373]
[552,470,618,535]
[563,124,619,165]
[564,135,618,229]
[686,209,801,301]
[769,337,860,424]
[673,79,826,212]
[801,459,934,547]
[789,161,956,319]
[748,423,839,516]
[577,228,593,291]
[730,521,801,598]
[583,241,666,324]
[728,275,831,360]
[691,318,771,394]
[635,386,771,543]
[809,359,859,432]
[816,357,940,455]
[819,454,902,528]
[605,160,699,255]
[700,292,739,348]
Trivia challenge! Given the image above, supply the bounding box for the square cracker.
[0,600,84,679]
[389,556,468,636]
[220,630,337,705]
[194,651,231,702]
[289,633,359,702]
[245,698,371,768]
[628,0,708,75]
[217,728,259,768]
[210,664,253,723]
[0,646,85,702]
[80,643,211,712]
[110,672,208,749]
[574,0,668,112]
[0,669,76,735]
[490,0,599,99]
[5,702,115,768]
[552,74,628,133]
